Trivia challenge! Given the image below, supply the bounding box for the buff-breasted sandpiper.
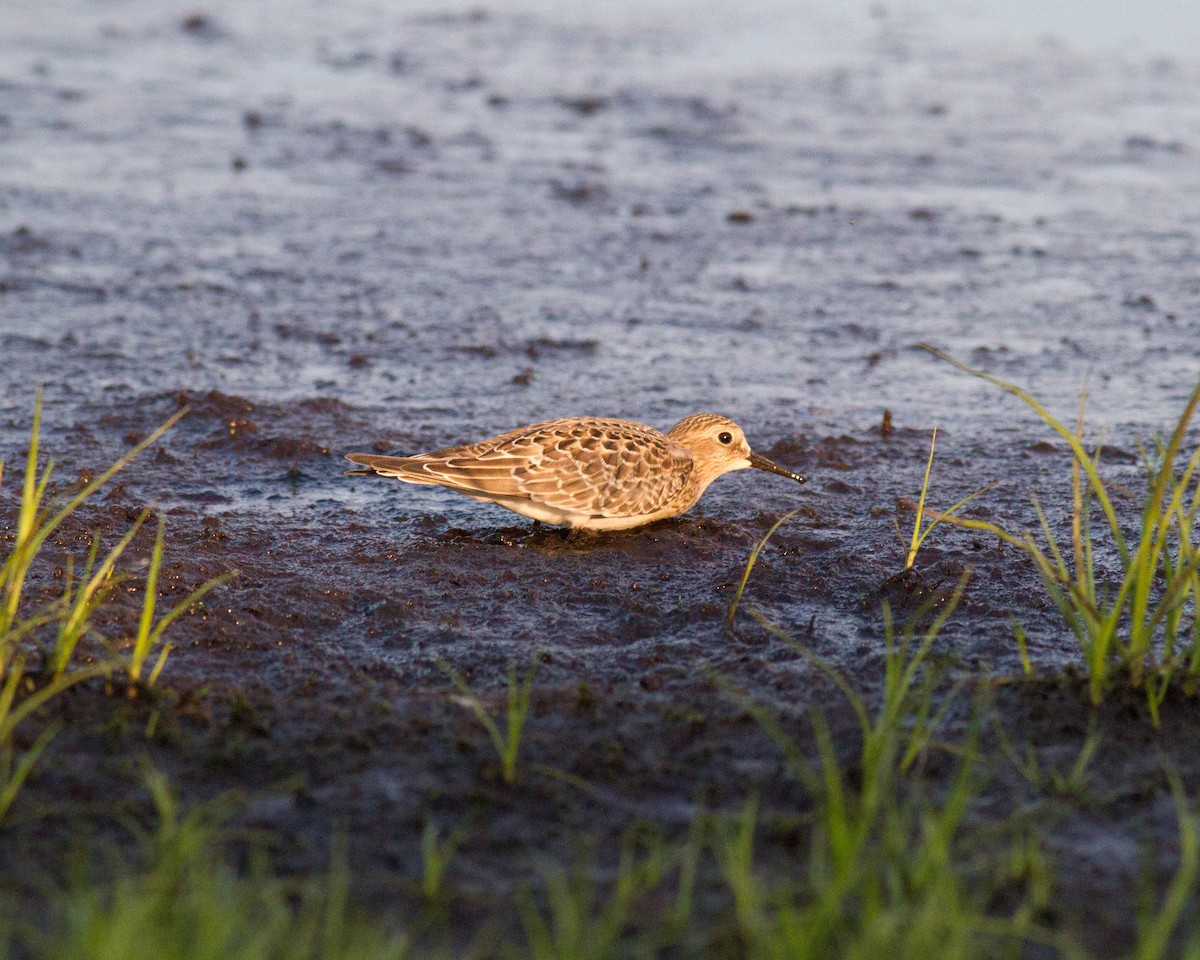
[345,413,805,531]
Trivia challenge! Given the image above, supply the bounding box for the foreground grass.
[6,708,1200,958]
[0,395,230,824]
[25,770,411,960]
[8,606,1200,960]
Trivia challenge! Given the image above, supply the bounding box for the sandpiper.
[345,413,805,531]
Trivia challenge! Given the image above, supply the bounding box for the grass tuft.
[0,390,187,663]
[712,582,1067,957]
[418,820,463,902]
[0,393,227,824]
[128,517,237,689]
[922,345,1200,722]
[440,657,537,784]
[517,850,644,960]
[899,427,996,572]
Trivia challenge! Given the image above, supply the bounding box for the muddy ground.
[2,1,1200,954]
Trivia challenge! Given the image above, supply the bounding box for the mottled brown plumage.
[346,413,805,531]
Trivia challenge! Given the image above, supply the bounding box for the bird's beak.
[749,451,806,484]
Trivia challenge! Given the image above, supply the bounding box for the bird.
[345,413,805,532]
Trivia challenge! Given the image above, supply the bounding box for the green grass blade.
[0,658,25,738]
[2,402,186,648]
[1132,768,1198,960]
[1030,494,1069,580]
[0,663,113,742]
[0,722,57,825]
[132,560,236,687]
[52,512,148,678]
[501,658,537,783]
[912,480,999,562]
[14,408,188,599]
[2,453,53,641]
[132,518,165,677]
[440,662,505,759]
[906,428,939,569]
[16,387,42,549]
[727,510,797,627]
[1144,377,1200,527]
[440,659,535,784]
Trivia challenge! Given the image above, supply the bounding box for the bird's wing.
[506,419,694,518]
[347,418,694,518]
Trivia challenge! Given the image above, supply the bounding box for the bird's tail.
[344,453,439,484]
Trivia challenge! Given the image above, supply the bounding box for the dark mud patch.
[862,565,959,615]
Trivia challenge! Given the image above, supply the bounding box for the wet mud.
[2,0,1200,953]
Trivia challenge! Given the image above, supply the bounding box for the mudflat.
[2,2,1200,954]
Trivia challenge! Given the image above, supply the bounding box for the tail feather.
[344,452,434,483]
[346,453,413,470]
[344,452,530,499]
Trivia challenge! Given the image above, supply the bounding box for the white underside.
[380,472,688,530]
[464,494,680,531]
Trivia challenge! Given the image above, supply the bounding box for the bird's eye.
[718,431,733,445]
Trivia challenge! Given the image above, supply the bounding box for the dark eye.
[718,431,733,445]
